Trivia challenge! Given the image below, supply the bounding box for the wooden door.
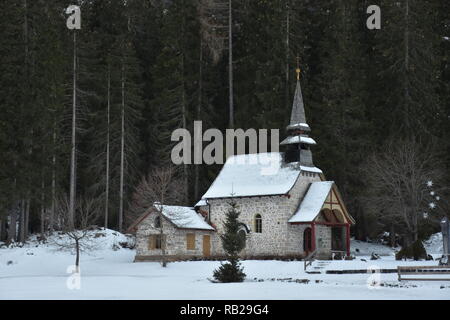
[203,235,211,257]
[303,227,312,253]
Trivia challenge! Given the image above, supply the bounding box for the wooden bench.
[397,265,450,281]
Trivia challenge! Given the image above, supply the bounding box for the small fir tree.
[213,200,246,283]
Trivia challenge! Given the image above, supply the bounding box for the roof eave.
[204,192,290,200]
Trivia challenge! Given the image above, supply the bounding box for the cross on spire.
[296,56,301,81]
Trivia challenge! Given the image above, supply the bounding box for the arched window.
[154,216,161,229]
[254,214,262,233]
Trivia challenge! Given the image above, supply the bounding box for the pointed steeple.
[286,60,310,132]
[281,60,316,169]
[287,80,310,132]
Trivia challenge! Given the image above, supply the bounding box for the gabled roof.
[126,204,214,233]
[200,152,323,199]
[158,205,214,230]
[201,152,302,199]
[288,181,355,224]
[288,181,334,223]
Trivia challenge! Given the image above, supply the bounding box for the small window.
[148,234,164,250]
[154,216,161,228]
[155,235,162,249]
[186,233,196,250]
[254,214,262,233]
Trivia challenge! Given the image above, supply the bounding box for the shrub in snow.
[395,240,427,261]
[332,252,344,260]
[213,200,246,283]
[119,239,135,249]
[213,259,246,283]
[370,253,380,260]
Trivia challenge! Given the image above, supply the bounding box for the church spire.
[281,59,316,168]
[287,58,310,132]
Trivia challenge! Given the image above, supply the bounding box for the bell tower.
[281,60,316,168]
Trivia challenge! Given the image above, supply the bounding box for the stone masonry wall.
[206,171,325,258]
[135,211,215,259]
[315,224,332,258]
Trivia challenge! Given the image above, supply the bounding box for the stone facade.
[133,171,345,261]
[315,224,332,259]
[204,171,324,259]
[135,210,215,261]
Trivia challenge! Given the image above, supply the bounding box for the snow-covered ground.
[0,229,449,300]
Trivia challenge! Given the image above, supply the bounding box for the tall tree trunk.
[228,0,234,128]
[24,198,30,239]
[194,41,203,201]
[403,0,410,130]
[105,66,111,229]
[7,206,17,243]
[0,219,5,242]
[8,164,18,243]
[118,62,125,232]
[285,0,290,110]
[40,175,45,237]
[50,121,56,232]
[390,224,396,247]
[180,4,188,204]
[19,199,25,242]
[21,0,29,243]
[69,30,77,230]
[75,238,80,272]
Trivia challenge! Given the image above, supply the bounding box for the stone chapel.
[128,66,355,261]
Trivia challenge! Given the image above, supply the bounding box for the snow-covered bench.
[397,266,450,281]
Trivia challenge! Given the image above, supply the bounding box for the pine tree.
[373,0,441,137]
[311,0,371,239]
[213,200,246,283]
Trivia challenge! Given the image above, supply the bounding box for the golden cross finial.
[296,56,301,80]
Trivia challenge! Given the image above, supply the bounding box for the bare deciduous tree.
[54,194,100,272]
[127,166,186,267]
[364,139,447,245]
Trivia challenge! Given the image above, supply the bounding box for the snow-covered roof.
[155,204,214,230]
[287,122,310,131]
[288,181,334,223]
[280,135,317,145]
[300,165,322,173]
[194,199,208,207]
[201,152,302,199]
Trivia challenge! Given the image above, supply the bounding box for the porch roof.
[288,181,334,223]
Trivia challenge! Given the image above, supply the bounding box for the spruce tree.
[213,200,246,283]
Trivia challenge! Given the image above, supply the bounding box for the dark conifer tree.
[213,200,246,283]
